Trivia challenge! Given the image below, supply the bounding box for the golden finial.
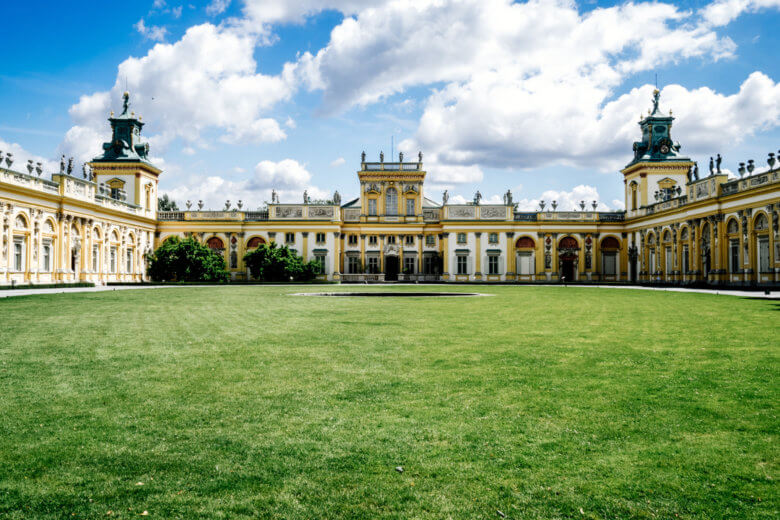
[139,115,142,121]
[110,110,114,117]
[131,111,135,117]
[653,88,659,96]
[669,109,673,116]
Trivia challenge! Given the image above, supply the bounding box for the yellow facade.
[1,92,779,287]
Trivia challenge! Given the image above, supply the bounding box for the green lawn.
[0,286,777,519]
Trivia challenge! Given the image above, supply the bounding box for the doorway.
[560,255,576,282]
[385,255,399,281]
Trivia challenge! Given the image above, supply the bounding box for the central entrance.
[560,254,576,282]
[385,255,399,281]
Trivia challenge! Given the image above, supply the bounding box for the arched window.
[207,237,224,250]
[247,236,265,249]
[14,215,28,229]
[727,219,739,234]
[559,236,578,249]
[680,227,689,241]
[516,236,535,248]
[600,237,620,250]
[754,214,769,231]
[385,187,398,216]
[662,230,671,243]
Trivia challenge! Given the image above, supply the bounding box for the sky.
[1,0,779,211]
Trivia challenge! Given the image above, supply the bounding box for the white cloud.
[0,138,59,176]
[206,0,231,16]
[701,0,780,26]
[134,19,168,42]
[330,157,345,167]
[171,6,182,18]
[249,159,312,189]
[284,116,296,129]
[61,23,293,159]
[513,185,611,211]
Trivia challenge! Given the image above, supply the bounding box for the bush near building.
[243,242,322,282]
[147,236,229,282]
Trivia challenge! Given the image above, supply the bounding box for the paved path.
[0,283,776,299]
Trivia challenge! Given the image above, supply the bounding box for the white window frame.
[406,198,415,216]
[488,255,499,275]
[42,241,52,272]
[13,237,25,272]
[456,255,468,275]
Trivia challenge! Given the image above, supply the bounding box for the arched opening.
[754,213,770,275]
[515,236,535,276]
[206,237,224,250]
[247,236,266,249]
[558,236,579,282]
[385,254,399,281]
[600,236,620,277]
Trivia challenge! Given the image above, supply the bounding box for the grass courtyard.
[0,285,777,519]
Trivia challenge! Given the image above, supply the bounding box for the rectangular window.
[648,249,656,274]
[387,235,396,245]
[368,199,377,216]
[13,240,23,271]
[426,235,435,246]
[423,255,435,274]
[665,247,672,274]
[348,256,360,274]
[603,252,616,275]
[518,252,533,275]
[92,245,99,272]
[457,233,467,244]
[43,243,51,272]
[729,240,740,274]
[405,235,414,246]
[367,256,379,274]
[285,232,295,244]
[406,199,415,216]
[488,233,498,244]
[457,255,468,275]
[488,255,499,275]
[314,254,326,274]
[348,234,358,246]
[126,250,133,272]
[110,247,117,273]
[758,238,769,272]
[404,256,416,273]
[682,245,689,273]
[369,236,378,246]
[316,232,326,244]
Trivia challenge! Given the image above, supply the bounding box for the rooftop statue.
[442,190,448,205]
[716,153,722,173]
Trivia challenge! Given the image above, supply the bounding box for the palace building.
[1,90,779,287]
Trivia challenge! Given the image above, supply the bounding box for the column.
[474,232,482,279]
[379,235,385,272]
[302,232,309,261]
[417,234,423,275]
[441,232,449,279]
[332,231,341,280]
[506,232,515,280]
[359,234,365,271]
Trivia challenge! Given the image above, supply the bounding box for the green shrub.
[147,236,229,282]
[243,242,322,282]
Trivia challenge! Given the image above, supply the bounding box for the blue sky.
[1,0,779,210]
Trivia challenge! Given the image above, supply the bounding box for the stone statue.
[504,189,513,205]
[687,165,693,183]
[716,153,722,173]
[651,88,660,114]
[399,151,404,162]
[225,200,231,211]
[198,200,204,210]
[271,189,277,204]
[186,200,192,210]
[333,190,341,205]
[379,151,384,163]
[693,162,699,180]
[82,163,88,179]
[67,157,74,176]
[418,151,423,163]
[442,190,449,205]
[474,190,482,205]
[361,151,366,163]
[60,155,66,174]
[709,156,714,175]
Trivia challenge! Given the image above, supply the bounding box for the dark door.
[385,256,399,281]
[561,256,575,282]
[630,258,637,282]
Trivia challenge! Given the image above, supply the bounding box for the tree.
[243,242,322,282]
[158,193,179,211]
[147,236,229,282]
